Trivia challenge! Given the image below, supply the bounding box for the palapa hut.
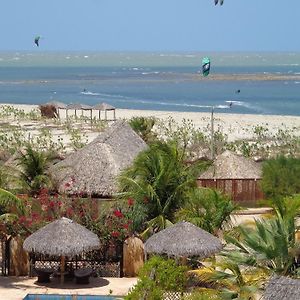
[66,103,93,119]
[23,217,100,283]
[263,276,300,300]
[197,150,263,203]
[144,221,222,259]
[40,101,67,118]
[93,102,116,120]
[50,120,147,197]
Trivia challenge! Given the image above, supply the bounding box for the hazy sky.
[1,0,299,52]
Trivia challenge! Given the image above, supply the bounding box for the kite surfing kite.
[34,36,40,47]
[214,0,224,5]
[202,57,211,77]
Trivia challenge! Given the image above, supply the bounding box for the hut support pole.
[60,256,65,284]
[210,106,214,160]
[113,109,116,120]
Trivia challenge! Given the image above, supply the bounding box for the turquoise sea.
[0,52,299,116]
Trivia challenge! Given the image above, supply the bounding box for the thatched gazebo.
[263,276,300,300]
[144,221,222,259]
[66,103,93,119]
[197,150,263,202]
[41,101,67,119]
[50,120,147,197]
[93,102,116,120]
[23,217,100,283]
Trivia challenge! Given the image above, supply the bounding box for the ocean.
[0,51,299,116]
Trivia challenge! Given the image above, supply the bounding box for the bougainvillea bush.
[1,188,140,254]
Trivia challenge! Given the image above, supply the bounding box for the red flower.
[111,231,120,238]
[123,223,129,229]
[32,212,40,220]
[18,216,26,224]
[113,210,124,218]
[49,201,55,209]
[127,198,134,206]
[64,182,71,188]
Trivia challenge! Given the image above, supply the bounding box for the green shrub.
[261,155,300,198]
[125,256,188,300]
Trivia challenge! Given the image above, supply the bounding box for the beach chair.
[74,267,93,284]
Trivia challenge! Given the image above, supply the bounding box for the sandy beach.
[1,103,300,144]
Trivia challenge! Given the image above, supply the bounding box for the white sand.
[1,103,300,143]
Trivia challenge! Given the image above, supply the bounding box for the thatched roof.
[198,150,262,179]
[264,276,300,300]
[144,221,222,259]
[45,101,67,109]
[93,102,115,110]
[66,103,92,110]
[23,217,100,257]
[50,120,147,197]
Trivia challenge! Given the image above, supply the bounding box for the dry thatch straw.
[198,150,262,179]
[45,101,67,109]
[93,102,115,111]
[50,120,147,197]
[23,217,100,257]
[263,276,300,300]
[144,221,222,259]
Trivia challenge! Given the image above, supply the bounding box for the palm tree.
[128,116,157,143]
[16,143,56,195]
[223,208,299,276]
[118,141,199,237]
[175,188,237,235]
[0,188,24,222]
[190,260,268,299]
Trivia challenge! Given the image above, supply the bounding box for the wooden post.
[60,256,65,284]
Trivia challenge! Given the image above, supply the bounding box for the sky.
[1,0,300,52]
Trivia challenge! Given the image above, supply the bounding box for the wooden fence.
[197,178,264,203]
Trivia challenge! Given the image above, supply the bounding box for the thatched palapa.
[198,150,262,179]
[50,120,147,197]
[23,217,100,257]
[263,276,300,300]
[144,221,222,259]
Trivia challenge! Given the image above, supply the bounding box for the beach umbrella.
[93,102,116,120]
[23,217,100,284]
[144,221,222,259]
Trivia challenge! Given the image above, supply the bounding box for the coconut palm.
[16,143,56,195]
[118,141,200,237]
[128,116,157,143]
[175,188,237,235]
